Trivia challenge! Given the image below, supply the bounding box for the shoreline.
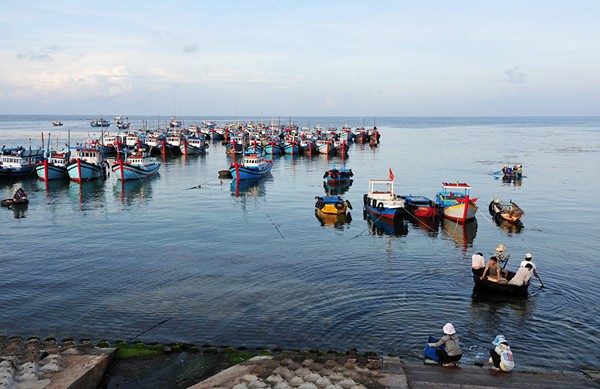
[2,335,599,388]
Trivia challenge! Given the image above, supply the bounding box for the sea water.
[1,115,599,371]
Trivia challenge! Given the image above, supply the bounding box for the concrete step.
[403,363,600,389]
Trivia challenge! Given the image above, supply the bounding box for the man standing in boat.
[520,253,541,281]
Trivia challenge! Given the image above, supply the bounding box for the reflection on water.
[68,180,107,211]
[494,218,524,234]
[323,181,353,196]
[314,209,352,229]
[406,215,440,236]
[113,178,155,206]
[230,177,269,198]
[441,218,477,250]
[363,210,408,236]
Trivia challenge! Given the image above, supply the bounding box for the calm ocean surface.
[1,115,599,371]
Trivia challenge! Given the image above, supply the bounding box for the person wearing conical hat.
[494,244,510,278]
[427,323,463,367]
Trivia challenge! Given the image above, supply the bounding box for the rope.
[184,176,220,190]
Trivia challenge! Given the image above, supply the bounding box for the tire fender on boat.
[335,201,345,210]
[316,199,325,209]
[377,202,384,212]
[346,200,353,210]
[363,194,368,205]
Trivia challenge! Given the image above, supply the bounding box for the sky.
[1,0,599,116]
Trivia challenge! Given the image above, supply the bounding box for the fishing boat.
[112,150,161,181]
[114,116,131,130]
[400,195,438,218]
[323,164,353,187]
[363,177,406,220]
[52,120,63,126]
[315,195,352,215]
[0,147,45,178]
[489,197,525,224]
[229,151,273,181]
[472,268,529,297]
[36,151,70,181]
[315,209,352,227]
[66,145,109,182]
[434,182,478,223]
[90,118,111,128]
[180,135,209,156]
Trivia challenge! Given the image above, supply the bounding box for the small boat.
[0,147,45,178]
[323,164,353,187]
[170,117,183,128]
[315,195,352,215]
[472,268,529,297]
[112,150,161,181]
[399,195,438,218]
[502,164,523,180]
[315,209,352,227]
[90,118,111,128]
[115,116,131,130]
[489,197,525,224]
[229,151,273,180]
[434,182,478,223]
[363,178,406,220]
[52,120,63,127]
[66,146,109,182]
[1,197,29,207]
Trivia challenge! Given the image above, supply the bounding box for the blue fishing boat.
[363,177,406,220]
[112,150,161,181]
[0,147,45,178]
[90,118,110,128]
[66,146,109,182]
[229,151,273,181]
[323,163,353,187]
[36,151,70,181]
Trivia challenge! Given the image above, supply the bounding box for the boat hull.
[229,161,273,180]
[472,268,529,297]
[0,165,37,177]
[112,162,161,181]
[315,196,351,215]
[67,160,107,182]
[442,203,478,222]
[35,163,68,181]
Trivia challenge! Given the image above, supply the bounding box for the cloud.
[17,46,61,62]
[504,66,526,84]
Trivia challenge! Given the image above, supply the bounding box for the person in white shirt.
[472,252,485,269]
[488,335,515,373]
[508,263,532,285]
[520,253,540,280]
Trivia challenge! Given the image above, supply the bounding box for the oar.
[537,275,545,288]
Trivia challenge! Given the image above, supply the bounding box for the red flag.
[389,167,394,181]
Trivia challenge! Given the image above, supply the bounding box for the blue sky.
[1,1,599,116]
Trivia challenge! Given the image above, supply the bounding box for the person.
[427,323,462,367]
[508,263,532,286]
[471,252,485,277]
[480,256,503,283]
[488,335,514,373]
[495,244,510,278]
[520,253,541,281]
[13,188,26,201]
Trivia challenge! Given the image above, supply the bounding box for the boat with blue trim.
[66,145,109,182]
[434,182,478,223]
[229,150,273,181]
[0,147,45,178]
[363,177,406,220]
[112,150,161,181]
